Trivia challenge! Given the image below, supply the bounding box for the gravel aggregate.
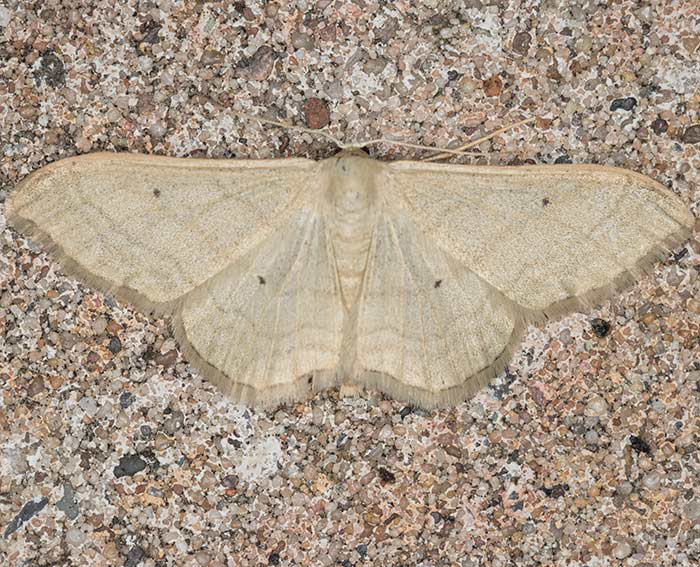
[1,1,699,566]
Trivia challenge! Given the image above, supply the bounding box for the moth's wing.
[175,205,345,406]
[7,152,316,312]
[384,162,694,315]
[352,210,521,408]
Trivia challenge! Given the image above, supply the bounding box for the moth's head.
[322,148,379,210]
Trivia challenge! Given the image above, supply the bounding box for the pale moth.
[7,121,694,408]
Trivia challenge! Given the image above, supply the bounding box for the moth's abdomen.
[323,151,381,309]
[332,199,374,308]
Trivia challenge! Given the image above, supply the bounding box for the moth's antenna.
[354,139,490,157]
[232,112,346,148]
[420,117,536,162]
[233,111,535,159]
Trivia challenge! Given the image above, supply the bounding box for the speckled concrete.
[1,1,700,566]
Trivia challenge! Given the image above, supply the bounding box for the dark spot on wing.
[434,279,442,288]
[591,318,610,338]
[257,275,266,285]
[153,189,161,198]
[542,196,550,207]
[674,247,688,262]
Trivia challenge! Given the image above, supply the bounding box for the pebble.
[114,454,148,478]
[108,336,122,354]
[56,483,80,520]
[585,430,599,444]
[200,49,225,66]
[610,97,637,111]
[303,98,330,129]
[119,391,134,409]
[0,6,9,27]
[687,298,700,314]
[312,406,324,426]
[291,31,314,50]
[364,57,388,75]
[79,396,99,417]
[194,551,211,566]
[163,411,184,434]
[642,471,661,490]
[3,498,48,538]
[149,120,167,139]
[590,318,611,338]
[153,433,174,451]
[236,46,275,81]
[617,481,633,496]
[512,31,531,54]
[483,75,503,97]
[650,118,668,135]
[92,317,108,335]
[34,50,66,87]
[65,527,85,547]
[584,396,608,417]
[155,349,178,367]
[684,500,700,520]
[613,541,632,559]
[27,376,46,397]
[681,124,700,144]
[124,545,145,567]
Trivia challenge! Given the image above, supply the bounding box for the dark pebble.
[591,318,611,338]
[56,482,79,520]
[489,371,517,400]
[119,391,134,409]
[236,45,276,81]
[610,97,637,112]
[3,497,49,538]
[399,406,413,419]
[681,124,700,144]
[154,349,178,367]
[268,552,280,565]
[356,544,368,558]
[124,545,146,567]
[554,154,573,164]
[630,435,651,454]
[512,31,531,54]
[650,118,668,135]
[114,453,148,478]
[542,483,569,498]
[378,467,396,484]
[222,474,239,489]
[108,336,122,354]
[140,20,161,44]
[33,50,66,87]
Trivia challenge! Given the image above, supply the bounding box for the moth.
[7,149,693,408]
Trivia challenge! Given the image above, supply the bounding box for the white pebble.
[613,541,632,559]
[642,471,661,490]
[65,527,85,547]
[79,396,98,417]
[585,396,608,417]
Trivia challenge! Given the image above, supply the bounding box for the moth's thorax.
[322,150,381,309]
